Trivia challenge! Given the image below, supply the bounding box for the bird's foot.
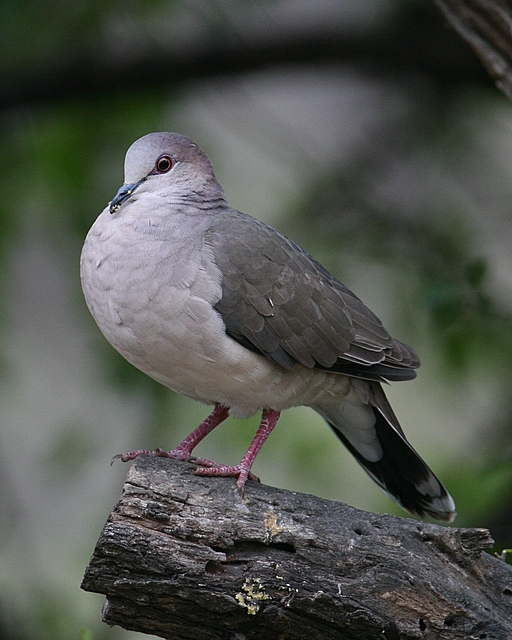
[190,457,260,492]
[111,446,191,465]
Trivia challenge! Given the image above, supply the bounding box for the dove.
[80,132,455,521]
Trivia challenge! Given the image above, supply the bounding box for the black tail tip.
[413,494,456,523]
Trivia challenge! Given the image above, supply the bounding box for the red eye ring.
[155,154,174,173]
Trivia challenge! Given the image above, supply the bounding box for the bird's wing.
[207,210,419,382]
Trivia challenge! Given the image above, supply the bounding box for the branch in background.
[82,456,512,640]
[436,0,512,99]
[1,3,488,112]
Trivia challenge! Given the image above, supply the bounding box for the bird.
[80,131,456,522]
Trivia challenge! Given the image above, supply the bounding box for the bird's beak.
[109,180,144,214]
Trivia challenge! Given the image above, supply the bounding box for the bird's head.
[109,132,225,214]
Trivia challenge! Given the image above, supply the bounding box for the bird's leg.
[112,403,230,463]
[192,408,281,492]
[166,403,231,459]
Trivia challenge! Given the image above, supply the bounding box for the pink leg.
[193,408,281,493]
[112,403,230,464]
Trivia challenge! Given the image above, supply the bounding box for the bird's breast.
[80,208,346,414]
[81,209,223,358]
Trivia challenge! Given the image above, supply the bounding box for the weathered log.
[82,456,512,639]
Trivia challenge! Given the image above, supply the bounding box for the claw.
[110,447,189,466]
[110,449,155,465]
[189,456,260,485]
[109,406,279,495]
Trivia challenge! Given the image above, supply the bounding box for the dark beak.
[109,180,144,213]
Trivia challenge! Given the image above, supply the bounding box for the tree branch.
[82,456,512,640]
[435,0,512,99]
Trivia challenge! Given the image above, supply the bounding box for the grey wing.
[207,210,419,382]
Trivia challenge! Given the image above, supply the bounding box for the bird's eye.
[154,154,174,173]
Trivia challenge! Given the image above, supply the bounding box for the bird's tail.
[313,380,456,522]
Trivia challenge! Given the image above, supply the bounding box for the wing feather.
[208,210,420,381]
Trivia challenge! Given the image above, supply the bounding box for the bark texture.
[82,456,512,640]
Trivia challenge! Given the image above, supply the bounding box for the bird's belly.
[84,267,345,416]
[80,219,350,416]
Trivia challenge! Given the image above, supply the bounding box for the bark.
[82,456,512,640]
[436,0,512,99]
